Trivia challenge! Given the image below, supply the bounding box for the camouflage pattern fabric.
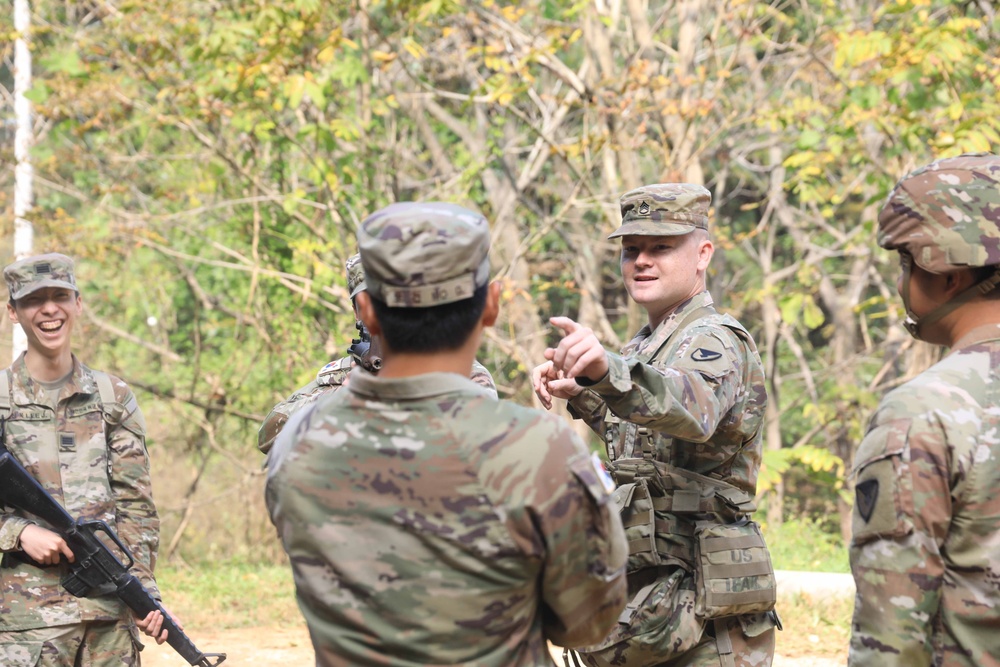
[358,202,491,307]
[0,617,141,666]
[257,357,498,455]
[0,354,159,632]
[877,152,1000,273]
[266,371,628,667]
[849,323,1000,666]
[2,253,77,301]
[610,184,711,239]
[345,253,367,298]
[567,291,775,666]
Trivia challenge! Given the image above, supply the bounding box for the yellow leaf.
[371,50,396,64]
[317,46,336,64]
[935,131,956,147]
[403,38,428,59]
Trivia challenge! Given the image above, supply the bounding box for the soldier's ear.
[355,292,382,336]
[481,281,501,328]
[7,302,18,324]
[943,268,976,299]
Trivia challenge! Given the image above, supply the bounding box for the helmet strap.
[903,260,1000,340]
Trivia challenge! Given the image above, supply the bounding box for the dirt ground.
[141,624,847,666]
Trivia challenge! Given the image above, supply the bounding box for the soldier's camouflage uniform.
[0,254,158,666]
[257,357,496,456]
[569,185,777,667]
[850,153,1000,666]
[266,201,629,666]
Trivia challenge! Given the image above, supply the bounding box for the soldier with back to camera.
[267,202,629,667]
[849,153,1000,667]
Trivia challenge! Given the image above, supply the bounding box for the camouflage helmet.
[878,153,1000,274]
[346,253,366,299]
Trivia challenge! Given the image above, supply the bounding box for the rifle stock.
[0,438,226,666]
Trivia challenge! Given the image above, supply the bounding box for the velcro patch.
[691,348,723,362]
[58,432,75,452]
[591,452,616,495]
[855,479,879,524]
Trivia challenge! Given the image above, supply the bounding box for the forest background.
[1,0,998,569]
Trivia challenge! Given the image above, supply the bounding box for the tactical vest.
[603,304,775,621]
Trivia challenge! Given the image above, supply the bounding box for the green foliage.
[7,0,994,562]
[156,560,300,630]
[762,517,850,574]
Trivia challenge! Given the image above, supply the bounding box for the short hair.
[369,284,488,353]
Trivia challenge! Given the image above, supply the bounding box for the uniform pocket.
[694,518,776,619]
[578,567,705,667]
[0,639,43,667]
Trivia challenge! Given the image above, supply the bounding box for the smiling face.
[8,287,82,360]
[620,232,714,327]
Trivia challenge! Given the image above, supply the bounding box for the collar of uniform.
[638,290,715,348]
[10,353,98,406]
[949,322,1000,353]
[347,370,483,400]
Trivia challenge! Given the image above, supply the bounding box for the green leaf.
[23,82,50,103]
[797,129,823,150]
[41,49,87,76]
[802,296,825,329]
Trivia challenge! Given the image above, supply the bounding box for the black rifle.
[0,423,226,666]
[348,319,383,373]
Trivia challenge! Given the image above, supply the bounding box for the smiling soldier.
[0,253,178,666]
[533,184,779,667]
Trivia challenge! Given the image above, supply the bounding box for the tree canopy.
[1,0,998,560]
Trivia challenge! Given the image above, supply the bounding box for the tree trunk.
[12,0,34,360]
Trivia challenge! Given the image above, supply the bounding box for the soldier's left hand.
[546,316,610,383]
[136,606,184,644]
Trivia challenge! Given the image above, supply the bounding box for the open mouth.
[633,275,657,282]
[37,320,64,333]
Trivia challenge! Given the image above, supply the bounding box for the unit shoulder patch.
[691,348,723,362]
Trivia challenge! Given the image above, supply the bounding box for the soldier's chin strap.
[901,254,1000,340]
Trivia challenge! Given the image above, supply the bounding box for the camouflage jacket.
[567,291,767,496]
[257,356,497,455]
[849,323,1000,667]
[266,371,628,667]
[0,354,159,631]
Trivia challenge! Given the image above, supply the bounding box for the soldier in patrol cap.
[849,153,1000,666]
[0,253,177,664]
[533,184,778,667]
[266,202,628,666]
[257,253,497,458]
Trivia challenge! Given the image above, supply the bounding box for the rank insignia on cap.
[691,348,723,362]
[638,201,650,216]
[855,479,879,523]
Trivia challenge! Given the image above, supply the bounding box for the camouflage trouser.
[662,615,775,667]
[0,618,141,667]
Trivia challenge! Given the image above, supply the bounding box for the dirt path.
[141,625,846,666]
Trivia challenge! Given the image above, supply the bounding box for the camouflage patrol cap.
[878,153,1000,273]
[610,183,711,239]
[346,253,366,299]
[3,253,78,301]
[358,202,491,308]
